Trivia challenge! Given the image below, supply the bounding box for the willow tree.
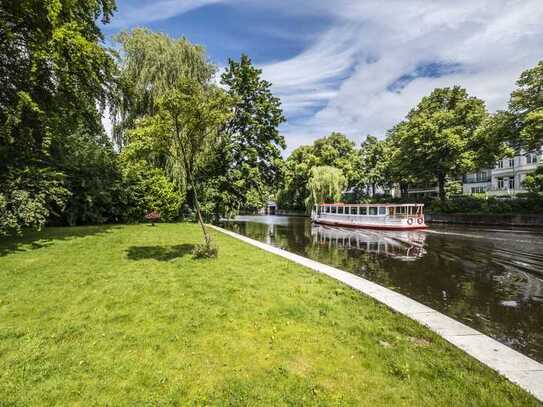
[131,78,232,254]
[306,166,346,210]
[112,28,215,148]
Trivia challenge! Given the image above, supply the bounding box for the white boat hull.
[312,213,427,230]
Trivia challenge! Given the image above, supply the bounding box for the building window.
[498,177,504,189]
[527,153,538,164]
[509,178,515,190]
[497,160,504,169]
[508,158,514,168]
[471,186,486,194]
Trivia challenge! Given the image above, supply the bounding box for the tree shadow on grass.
[0,225,119,257]
[126,244,195,261]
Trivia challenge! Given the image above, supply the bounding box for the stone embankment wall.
[426,213,543,227]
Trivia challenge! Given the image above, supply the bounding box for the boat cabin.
[311,203,426,230]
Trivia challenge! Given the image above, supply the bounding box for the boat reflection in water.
[311,224,426,261]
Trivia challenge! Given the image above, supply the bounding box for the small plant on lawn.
[192,242,219,259]
[144,211,161,226]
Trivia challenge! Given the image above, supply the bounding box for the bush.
[120,161,182,223]
[192,243,218,259]
[427,194,543,215]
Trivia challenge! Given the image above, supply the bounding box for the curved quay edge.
[209,224,543,402]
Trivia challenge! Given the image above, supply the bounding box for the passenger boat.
[311,203,427,230]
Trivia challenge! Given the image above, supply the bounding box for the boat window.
[369,207,377,216]
[350,206,358,215]
[331,206,337,214]
[378,207,386,215]
[338,206,343,214]
[360,207,367,215]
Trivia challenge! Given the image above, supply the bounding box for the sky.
[103,0,543,154]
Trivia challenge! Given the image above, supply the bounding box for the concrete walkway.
[210,225,543,401]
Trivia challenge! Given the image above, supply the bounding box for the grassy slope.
[0,223,538,406]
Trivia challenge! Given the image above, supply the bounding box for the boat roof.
[317,203,424,207]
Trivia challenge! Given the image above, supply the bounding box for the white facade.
[463,149,542,196]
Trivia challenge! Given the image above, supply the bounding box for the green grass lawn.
[0,223,538,406]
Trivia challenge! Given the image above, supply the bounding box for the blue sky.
[104,0,543,154]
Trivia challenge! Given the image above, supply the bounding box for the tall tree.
[358,136,388,196]
[0,0,117,234]
[395,86,488,201]
[508,60,543,150]
[112,28,215,148]
[131,79,232,252]
[214,54,286,216]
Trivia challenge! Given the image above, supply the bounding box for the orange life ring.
[417,217,423,224]
[407,218,413,225]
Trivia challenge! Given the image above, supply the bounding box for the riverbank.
[426,213,543,227]
[0,223,539,405]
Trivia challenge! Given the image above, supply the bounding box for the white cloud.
[110,0,222,28]
[108,0,543,154]
[256,0,543,153]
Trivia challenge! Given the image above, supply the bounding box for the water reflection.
[311,225,426,260]
[222,216,543,362]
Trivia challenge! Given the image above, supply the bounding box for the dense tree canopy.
[392,87,488,201]
[278,133,356,210]
[0,0,118,235]
[204,54,286,217]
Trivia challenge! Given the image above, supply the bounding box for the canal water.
[222,215,543,363]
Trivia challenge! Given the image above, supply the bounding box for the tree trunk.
[371,183,376,197]
[438,176,446,202]
[400,183,408,198]
[190,180,211,247]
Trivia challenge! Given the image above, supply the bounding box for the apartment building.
[463,149,542,196]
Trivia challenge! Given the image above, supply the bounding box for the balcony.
[463,176,491,184]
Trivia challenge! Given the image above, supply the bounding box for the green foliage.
[509,60,543,150]
[0,0,117,235]
[131,77,232,248]
[357,135,390,195]
[306,166,347,210]
[49,129,125,225]
[209,54,286,215]
[120,161,182,222]
[279,133,356,210]
[112,28,215,147]
[191,242,219,259]
[523,166,543,193]
[0,169,70,236]
[393,86,488,201]
[429,195,543,215]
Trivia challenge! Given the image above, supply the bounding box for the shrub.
[192,243,218,259]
